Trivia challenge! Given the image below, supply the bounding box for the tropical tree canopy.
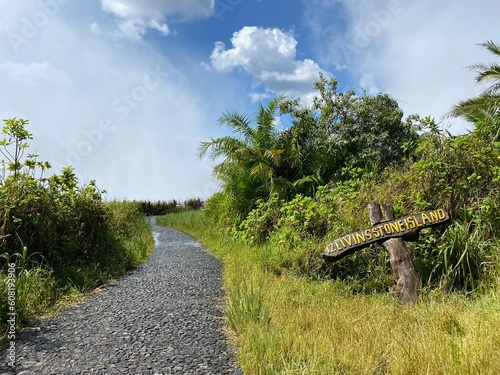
[280,74,420,182]
[199,96,286,219]
[200,75,420,223]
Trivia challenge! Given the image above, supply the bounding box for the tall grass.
[0,201,154,345]
[159,210,500,375]
[0,247,57,326]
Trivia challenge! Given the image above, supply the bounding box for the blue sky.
[0,0,499,200]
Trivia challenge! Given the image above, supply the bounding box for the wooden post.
[323,204,449,303]
[368,202,420,304]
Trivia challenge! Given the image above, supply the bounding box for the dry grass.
[233,274,500,374]
[160,211,500,375]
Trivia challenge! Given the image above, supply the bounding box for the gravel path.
[1,221,242,374]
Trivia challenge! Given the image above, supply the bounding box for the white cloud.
[258,59,324,93]
[305,0,500,133]
[211,27,297,74]
[90,22,100,34]
[0,61,72,87]
[101,0,214,19]
[210,26,327,99]
[359,72,379,95]
[100,0,214,39]
[0,1,220,201]
[249,92,272,103]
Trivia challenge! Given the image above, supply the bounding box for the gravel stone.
[1,219,243,375]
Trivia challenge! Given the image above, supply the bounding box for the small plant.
[226,276,269,334]
[0,118,50,180]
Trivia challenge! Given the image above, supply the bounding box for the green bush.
[212,118,500,293]
[136,198,204,216]
[0,118,154,341]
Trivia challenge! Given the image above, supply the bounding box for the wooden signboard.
[323,208,449,261]
[322,204,450,304]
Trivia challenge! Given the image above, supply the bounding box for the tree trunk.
[368,202,420,304]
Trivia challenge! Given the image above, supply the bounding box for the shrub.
[0,118,154,340]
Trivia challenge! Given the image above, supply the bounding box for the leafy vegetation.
[448,40,500,139]
[0,118,154,343]
[136,198,204,216]
[159,211,500,375]
[198,42,500,293]
[156,41,500,373]
[200,75,420,224]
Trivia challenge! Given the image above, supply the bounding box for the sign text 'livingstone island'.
[323,209,449,261]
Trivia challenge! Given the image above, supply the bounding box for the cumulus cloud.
[100,0,214,39]
[0,1,220,200]
[304,0,500,133]
[210,26,327,99]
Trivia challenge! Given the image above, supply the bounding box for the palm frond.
[266,94,286,115]
[198,136,249,161]
[479,40,500,57]
[271,176,295,198]
[253,96,284,150]
[447,95,500,127]
[264,148,285,166]
[293,174,324,196]
[217,111,254,143]
[448,41,500,122]
[469,64,500,93]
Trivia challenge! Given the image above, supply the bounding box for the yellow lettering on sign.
[429,210,439,222]
[343,236,352,247]
[384,223,392,235]
[334,240,342,251]
[421,212,431,224]
[355,232,365,244]
[415,215,424,228]
[406,216,415,229]
[389,222,400,234]
[398,220,405,232]
[324,208,450,259]
[364,229,373,241]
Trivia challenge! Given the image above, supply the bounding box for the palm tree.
[198,96,287,216]
[469,40,500,95]
[448,40,500,136]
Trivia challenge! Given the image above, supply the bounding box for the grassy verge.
[158,211,500,375]
[0,201,154,345]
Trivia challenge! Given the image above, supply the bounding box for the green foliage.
[0,118,154,341]
[0,167,108,269]
[0,118,52,182]
[236,194,282,243]
[208,115,500,293]
[199,96,287,223]
[279,74,421,183]
[200,45,500,295]
[312,74,421,172]
[135,198,204,216]
[448,40,500,139]
[202,76,420,228]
